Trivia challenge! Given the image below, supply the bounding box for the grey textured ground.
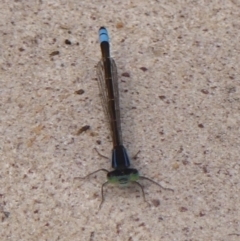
[0,1,240,240]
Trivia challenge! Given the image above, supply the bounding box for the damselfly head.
[107,168,139,186]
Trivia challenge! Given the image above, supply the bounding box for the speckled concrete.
[0,1,240,240]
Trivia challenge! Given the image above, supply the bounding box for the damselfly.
[79,27,173,209]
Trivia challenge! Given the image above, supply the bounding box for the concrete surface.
[0,1,240,240]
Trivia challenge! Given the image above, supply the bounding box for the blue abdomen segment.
[112,145,130,169]
[99,27,109,43]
